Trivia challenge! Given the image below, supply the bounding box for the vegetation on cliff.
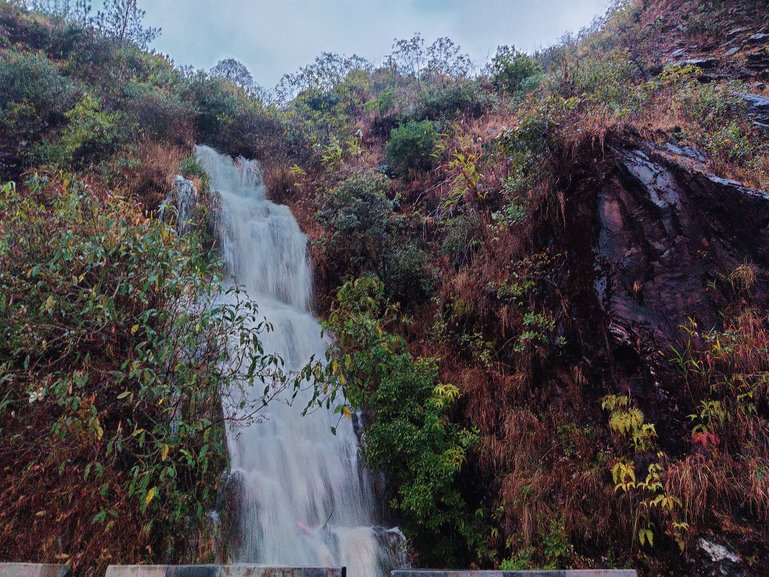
[1,0,769,575]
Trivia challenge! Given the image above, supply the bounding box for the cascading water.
[196,146,405,576]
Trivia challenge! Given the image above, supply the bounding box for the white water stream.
[196,146,403,577]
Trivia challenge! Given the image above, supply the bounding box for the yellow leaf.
[131,324,140,335]
[145,487,156,507]
[161,444,169,462]
[342,405,351,418]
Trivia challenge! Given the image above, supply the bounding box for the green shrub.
[121,80,193,143]
[322,276,478,565]
[489,46,543,96]
[570,49,640,114]
[675,81,747,131]
[58,92,123,166]
[317,170,400,276]
[382,243,437,307]
[385,119,439,177]
[0,50,78,174]
[416,80,494,120]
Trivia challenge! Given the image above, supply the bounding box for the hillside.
[1,0,769,576]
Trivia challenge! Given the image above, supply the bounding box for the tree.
[275,52,371,102]
[210,58,255,92]
[94,0,160,49]
[388,33,426,81]
[426,37,473,79]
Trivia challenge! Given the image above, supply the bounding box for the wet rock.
[726,46,741,57]
[746,50,769,72]
[739,92,769,129]
[678,57,719,69]
[693,538,745,577]
[373,526,410,571]
[595,143,769,347]
[662,142,706,162]
[159,176,199,234]
[747,32,769,44]
[216,470,246,560]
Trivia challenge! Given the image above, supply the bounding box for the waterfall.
[196,146,405,577]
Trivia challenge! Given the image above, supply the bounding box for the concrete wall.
[105,567,345,577]
[0,564,70,577]
[392,571,637,577]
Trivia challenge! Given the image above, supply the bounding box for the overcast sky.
[139,0,610,88]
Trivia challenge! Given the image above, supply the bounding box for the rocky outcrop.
[159,176,200,234]
[595,142,769,348]
[740,92,769,130]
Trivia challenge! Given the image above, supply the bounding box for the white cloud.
[141,0,609,86]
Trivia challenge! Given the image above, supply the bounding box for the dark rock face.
[551,134,769,463]
[595,143,769,347]
[740,92,769,129]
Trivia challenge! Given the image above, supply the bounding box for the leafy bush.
[0,175,285,573]
[570,49,640,114]
[322,276,478,565]
[0,50,78,174]
[317,170,400,277]
[675,80,747,131]
[488,46,543,96]
[121,80,194,143]
[58,92,123,166]
[385,119,439,177]
[382,243,437,307]
[416,80,494,120]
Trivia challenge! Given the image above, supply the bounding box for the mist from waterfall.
[196,145,403,577]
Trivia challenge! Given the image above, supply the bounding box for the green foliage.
[602,394,657,453]
[322,276,478,565]
[488,46,543,97]
[381,243,437,307]
[675,80,747,132]
[0,174,289,567]
[57,92,123,166]
[569,49,640,114]
[0,50,78,171]
[385,119,439,177]
[416,80,494,121]
[121,80,193,143]
[180,155,208,181]
[317,170,400,276]
[500,548,535,570]
[704,121,754,161]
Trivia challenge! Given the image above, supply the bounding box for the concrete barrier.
[105,567,345,577]
[392,571,637,577]
[0,565,70,577]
